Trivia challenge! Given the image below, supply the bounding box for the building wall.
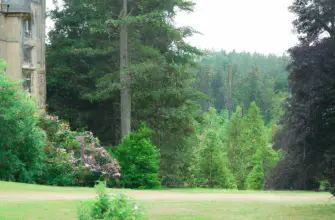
[0,0,46,108]
[3,16,22,80]
[0,10,5,63]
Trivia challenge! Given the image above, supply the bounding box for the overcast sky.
[46,0,298,55]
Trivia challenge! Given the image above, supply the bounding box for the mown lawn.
[0,181,100,193]
[0,181,334,219]
[1,200,334,220]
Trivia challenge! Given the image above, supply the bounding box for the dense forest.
[195,51,289,122]
[0,0,334,193]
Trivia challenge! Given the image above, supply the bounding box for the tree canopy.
[270,0,335,190]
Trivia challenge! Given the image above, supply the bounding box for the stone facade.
[0,0,46,108]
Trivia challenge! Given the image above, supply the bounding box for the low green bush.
[245,164,265,190]
[39,158,77,186]
[319,180,330,191]
[77,181,146,220]
[111,124,161,189]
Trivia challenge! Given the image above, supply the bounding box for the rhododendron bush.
[38,112,120,186]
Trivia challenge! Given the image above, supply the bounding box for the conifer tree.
[225,106,248,189]
[47,0,203,186]
[198,108,236,188]
[243,102,278,190]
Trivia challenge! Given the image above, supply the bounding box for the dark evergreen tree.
[47,0,203,187]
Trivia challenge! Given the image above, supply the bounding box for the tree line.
[1,0,333,192]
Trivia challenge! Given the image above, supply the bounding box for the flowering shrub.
[38,115,80,151]
[77,181,146,220]
[38,113,60,142]
[37,113,120,186]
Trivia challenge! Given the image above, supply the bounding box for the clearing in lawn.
[0,181,334,219]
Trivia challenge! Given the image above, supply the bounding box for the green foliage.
[0,59,5,72]
[319,180,330,191]
[0,59,96,187]
[269,91,288,125]
[245,164,265,190]
[244,102,277,172]
[244,103,279,190]
[192,51,288,190]
[41,159,77,186]
[47,0,203,187]
[35,116,80,186]
[192,102,278,190]
[199,129,224,187]
[113,124,161,189]
[77,181,145,220]
[195,50,289,124]
[273,38,335,189]
[271,0,335,189]
[330,187,335,196]
[45,0,285,190]
[289,0,335,43]
[223,103,278,190]
[225,106,249,189]
[0,60,46,182]
[37,113,118,187]
[197,108,237,189]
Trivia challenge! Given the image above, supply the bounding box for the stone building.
[0,0,46,108]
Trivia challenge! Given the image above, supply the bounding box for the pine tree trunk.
[120,0,131,139]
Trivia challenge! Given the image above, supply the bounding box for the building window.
[23,46,32,66]
[23,18,32,38]
[0,4,10,13]
[22,71,33,96]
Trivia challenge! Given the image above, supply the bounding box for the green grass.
[0,181,95,193]
[164,187,330,195]
[0,181,330,196]
[0,181,131,194]
[0,200,78,220]
[0,181,334,219]
[1,181,329,196]
[0,199,334,220]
